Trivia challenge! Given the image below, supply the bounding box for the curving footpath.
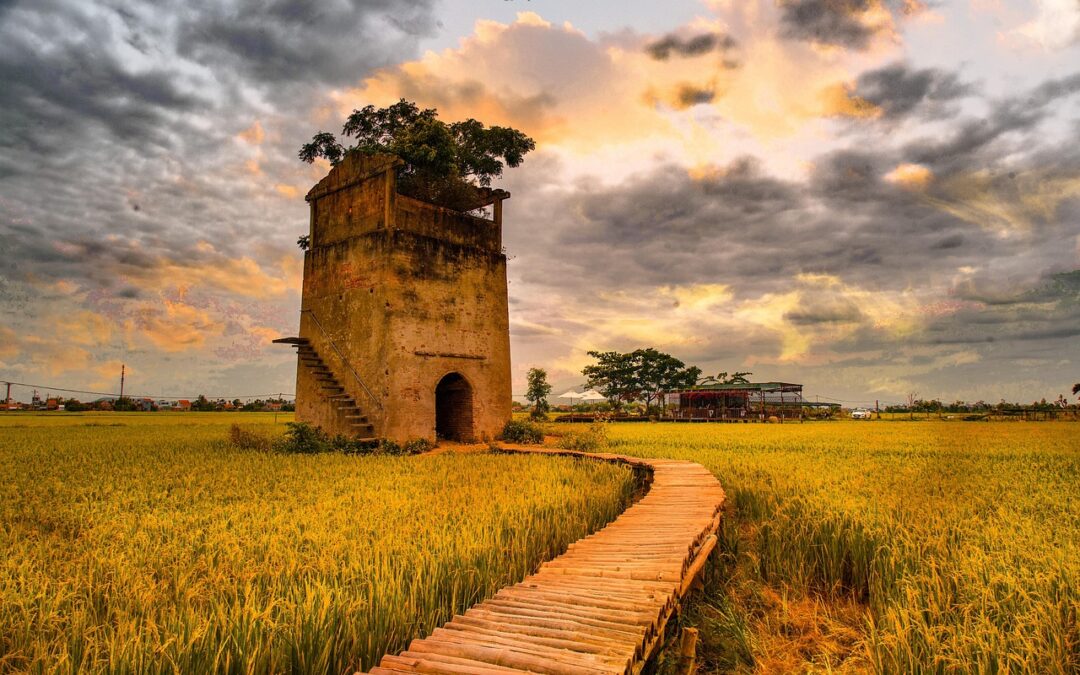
[362,446,726,675]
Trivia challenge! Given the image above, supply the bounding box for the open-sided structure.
[663,382,805,421]
[276,153,512,443]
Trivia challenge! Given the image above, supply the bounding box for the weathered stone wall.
[294,153,511,443]
[395,195,502,251]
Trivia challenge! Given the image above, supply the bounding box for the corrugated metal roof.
[678,382,802,392]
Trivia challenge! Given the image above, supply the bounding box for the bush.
[556,422,607,451]
[403,437,434,455]
[501,419,544,444]
[270,422,436,455]
[228,424,271,451]
[275,422,332,454]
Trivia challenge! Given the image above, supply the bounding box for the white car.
[851,408,873,419]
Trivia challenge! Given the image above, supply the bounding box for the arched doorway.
[435,372,474,441]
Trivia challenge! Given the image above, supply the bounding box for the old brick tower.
[278,153,512,443]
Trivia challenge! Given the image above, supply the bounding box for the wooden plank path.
[362,446,726,675]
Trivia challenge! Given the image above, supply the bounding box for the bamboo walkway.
[362,446,726,675]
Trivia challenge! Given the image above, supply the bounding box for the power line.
[0,379,293,401]
[808,393,901,405]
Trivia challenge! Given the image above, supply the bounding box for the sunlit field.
[0,413,636,673]
[3,413,1076,674]
[597,422,1079,674]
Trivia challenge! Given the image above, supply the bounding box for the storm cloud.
[0,0,437,394]
[1,0,1077,404]
[496,64,1080,399]
[778,0,880,49]
[646,32,738,60]
[853,62,971,120]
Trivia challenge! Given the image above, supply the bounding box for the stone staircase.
[274,337,375,440]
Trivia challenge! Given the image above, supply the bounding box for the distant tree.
[634,348,701,410]
[113,396,137,412]
[582,348,700,410]
[192,395,215,412]
[582,351,642,409]
[1073,383,1080,398]
[525,368,552,419]
[698,370,753,386]
[63,398,88,412]
[299,99,535,214]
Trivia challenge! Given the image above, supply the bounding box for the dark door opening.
[435,372,474,441]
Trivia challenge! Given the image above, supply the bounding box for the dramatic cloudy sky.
[1,0,1078,405]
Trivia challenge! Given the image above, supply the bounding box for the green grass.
[0,413,636,673]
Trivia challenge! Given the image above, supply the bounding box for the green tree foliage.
[501,419,544,444]
[582,348,701,409]
[635,348,701,409]
[582,351,640,408]
[698,370,753,386]
[525,367,553,419]
[299,99,535,212]
[62,398,89,412]
[113,397,137,412]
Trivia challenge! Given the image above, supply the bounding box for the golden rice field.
[3,413,1077,674]
[0,413,636,673]
[599,422,1080,674]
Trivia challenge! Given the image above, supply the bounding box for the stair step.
[321,386,345,391]
[345,415,368,421]
[272,337,308,345]
[327,394,353,400]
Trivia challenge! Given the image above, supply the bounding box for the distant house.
[175,399,192,411]
[156,399,175,410]
[45,398,59,410]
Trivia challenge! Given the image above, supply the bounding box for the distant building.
[175,399,191,411]
[663,382,805,421]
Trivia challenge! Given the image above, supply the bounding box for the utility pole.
[119,363,125,401]
[3,381,10,409]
